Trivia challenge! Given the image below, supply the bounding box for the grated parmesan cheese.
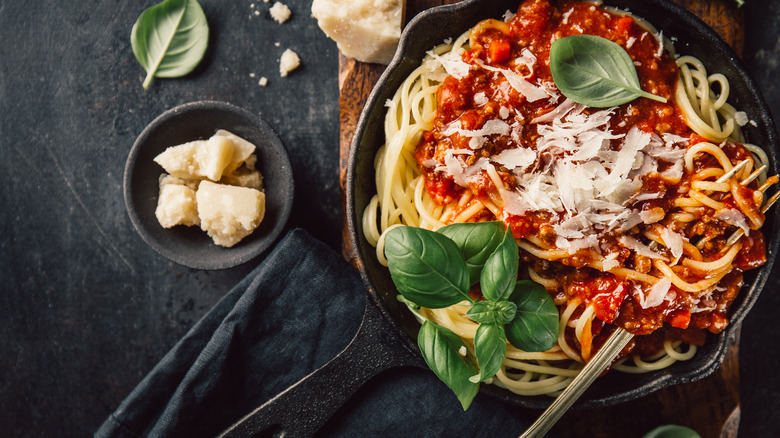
[716,208,751,235]
[493,148,536,170]
[427,50,472,80]
[660,227,686,263]
[477,60,549,102]
[635,278,672,309]
[619,235,664,260]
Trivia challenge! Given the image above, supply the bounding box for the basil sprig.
[384,222,559,409]
[131,0,209,89]
[549,34,667,107]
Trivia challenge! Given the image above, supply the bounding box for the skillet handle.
[218,298,422,438]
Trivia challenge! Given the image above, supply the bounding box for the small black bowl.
[346,0,778,409]
[124,101,294,270]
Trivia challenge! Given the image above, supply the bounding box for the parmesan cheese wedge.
[213,130,256,175]
[154,138,234,181]
[196,181,266,248]
[220,166,264,190]
[311,0,404,65]
[155,175,200,228]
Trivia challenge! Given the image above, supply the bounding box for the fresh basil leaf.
[471,322,506,383]
[131,0,209,89]
[384,226,471,308]
[465,301,495,324]
[438,221,505,286]
[492,301,518,325]
[506,280,559,352]
[549,34,666,107]
[466,301,518,325]
[642,425,701,438]
[480,227,518,302]
[418,321,480,410]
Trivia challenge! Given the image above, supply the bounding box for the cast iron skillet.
[220,0,778,435]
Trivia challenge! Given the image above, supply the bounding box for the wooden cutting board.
[339,1,745,436]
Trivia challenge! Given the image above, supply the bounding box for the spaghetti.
[362,0,775,396]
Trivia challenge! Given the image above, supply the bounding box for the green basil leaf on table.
[549,34,667,107]
[479,227,518,302]
[131,0,209,89]
[466,300,517,325]
[438,221,505,286]
[417,321,480,410]
[470,321,507,383]
[506,280,559,352]
[384,226,472,308]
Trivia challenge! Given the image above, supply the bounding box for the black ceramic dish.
[124,101,294,270]
[346,0,779,409]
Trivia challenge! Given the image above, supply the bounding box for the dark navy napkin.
[96,228,533,437]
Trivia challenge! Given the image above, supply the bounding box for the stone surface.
[0,0,340,434]
[0,0,779,436]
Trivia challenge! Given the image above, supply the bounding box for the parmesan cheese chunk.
[196,181,266,247]
[213,130,256,175]
[311,0,404,65]
[155,175,201,228]
[154,138,233,181]
[153,130,266,247]
[154,131,258,181]
[220,166,264,190]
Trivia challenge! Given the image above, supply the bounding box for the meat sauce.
[415,0,768,357]
[416,0,686,213]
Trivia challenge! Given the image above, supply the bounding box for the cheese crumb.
[269,2,291,23]
[734,111,749,126]
[311,0,403,64]
[258,76,268,86]
[279,49,300,77]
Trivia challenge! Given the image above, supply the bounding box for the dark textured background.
[1,0,778,436]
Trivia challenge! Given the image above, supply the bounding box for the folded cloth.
[96,228,533,438]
